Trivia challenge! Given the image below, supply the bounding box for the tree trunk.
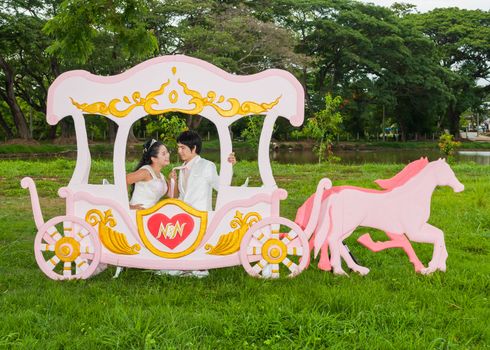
[398,120,407,142]
[60,119,72,138]
[0,56,31,139]
[47,124,57,140]
[448,109,461,139]
[107,119,118,142]
[186,115,203,130]
[0,110,14,138]
[302,64,311,109]
[127,125,138,143]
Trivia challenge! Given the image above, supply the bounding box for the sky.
[357,0,490,12]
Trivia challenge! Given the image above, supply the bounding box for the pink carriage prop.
[21,55,334,280]
[22,55,465,280]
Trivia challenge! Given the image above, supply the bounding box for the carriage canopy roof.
[47,55,305,128]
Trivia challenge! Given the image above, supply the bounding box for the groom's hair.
[177,130,202,154]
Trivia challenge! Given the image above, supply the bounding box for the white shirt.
[178,156,219,211]
[130,165,168,209]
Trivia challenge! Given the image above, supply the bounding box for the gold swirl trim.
[70,67,281,118]
[205,211,261,255]
[85,209,140,255]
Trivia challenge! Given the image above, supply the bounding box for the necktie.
[171,163,191,195]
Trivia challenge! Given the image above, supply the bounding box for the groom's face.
[177,143,196,162]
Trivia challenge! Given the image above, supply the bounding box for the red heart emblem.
[147,213,195,249]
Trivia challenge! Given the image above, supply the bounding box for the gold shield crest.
[136,199,208,258]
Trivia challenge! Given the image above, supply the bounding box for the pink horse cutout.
[312,158,464,276]
[357,157,429,272]
[295,157,429,272]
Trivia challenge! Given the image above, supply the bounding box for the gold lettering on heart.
[157,221,187,240]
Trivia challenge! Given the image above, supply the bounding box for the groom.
[174,130,236,211]
[163,130,235,278]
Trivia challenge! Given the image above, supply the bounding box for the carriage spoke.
[252,259,269,275]
[287,246,303,256]
[63,221,73,238]
[270,224,280,240]
[80,244,95,254]
[46,256,60,270]
[45,226,62,242]
[75,227,90,242]
[80,253,94,260]
[63,262,72,277]
[270,263,280,278]
[80,244,95,260]
[75,257,88,274]
[281,230,298,244]
[40,244,55,252]
[246,245,263,256]
[252,231,269,244]
[282,257,299,274]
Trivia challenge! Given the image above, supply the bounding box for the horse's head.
[434,158,464,192]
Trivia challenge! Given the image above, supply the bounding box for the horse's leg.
[358,232,401,251]
[416,225,447,272]
[358,232,424,272]
[385,232,425,273]
[318,239,331,271]
[339,240,370,275]
[406,223,446,275]
[328,227,348,276]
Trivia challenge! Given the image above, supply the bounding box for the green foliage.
[146,114,187,150]
[438,132,461,157]
[43,0,158,65]
[240,116,264,152]
[300,94,343,163]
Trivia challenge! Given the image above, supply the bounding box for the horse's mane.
[374,157,429,190]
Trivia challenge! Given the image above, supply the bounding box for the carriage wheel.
[34,216,101,280]
[239,217,309,279]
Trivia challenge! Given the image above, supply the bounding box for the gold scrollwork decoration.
[70,68,281,118]
[85,209,140,255]
[205,211,262,255]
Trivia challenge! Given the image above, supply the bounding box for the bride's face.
[152,145,170,167]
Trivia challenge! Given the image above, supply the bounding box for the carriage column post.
[258,113,279,188]
[69,112,91,186]
[113,122,131,200]
[214,116,233,187]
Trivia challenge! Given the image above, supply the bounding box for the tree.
[0,13,34,139]
[408,8,490,136]
[0,0,66,140]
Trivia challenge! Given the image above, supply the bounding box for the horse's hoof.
[354,266,370,276]
[333,269,349,276]
[421,267,436,275]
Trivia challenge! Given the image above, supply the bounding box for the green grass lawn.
[0,160,489,349]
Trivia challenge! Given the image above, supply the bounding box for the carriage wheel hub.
[55,237,80,262]
[262,239,287,264]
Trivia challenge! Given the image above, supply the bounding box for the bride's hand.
[130,204,144,210]
[169,169,177,181]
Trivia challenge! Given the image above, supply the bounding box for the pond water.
[201,148,490,165]
[4,148,490,165]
